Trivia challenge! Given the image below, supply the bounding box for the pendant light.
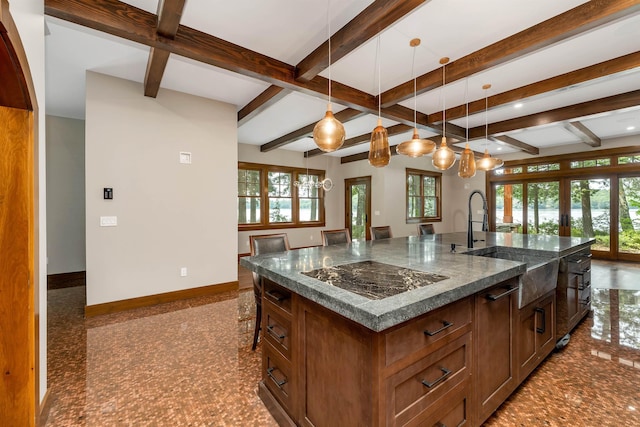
[312,0,346,153]
[458,79,476,178]
[368,36,391,168]
[432,57,456,170]
[476,84,504,171]
[396,38,436,158]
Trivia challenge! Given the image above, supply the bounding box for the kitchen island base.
[260,277,528,427]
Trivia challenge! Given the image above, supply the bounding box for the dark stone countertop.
[240,232,594,332]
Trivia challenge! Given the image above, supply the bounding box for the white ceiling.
[45,0,640,159]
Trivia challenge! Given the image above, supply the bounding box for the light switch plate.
[100,216,117,227]
[179,152,192,164]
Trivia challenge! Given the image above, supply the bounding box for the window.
[618,155,640,165]
[238,162,325,230]
[406,168,442,223]
[238,168,261,225]
[494,166,523,176]
[527,163,560,173]
[570,158,610,169]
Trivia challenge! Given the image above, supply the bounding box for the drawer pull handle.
[578,281,590,291]
[576,268,591,276]
[267,367,287,388]
[424,321,453,336]
[267,324,286,340]
[486,286,518,301]
[581,296,591,306]
[265,290,289,302]
[535,307,546,334]
[421,367,451,389]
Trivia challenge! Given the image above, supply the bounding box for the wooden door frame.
[0,1,40,425]
[344,176,371,241]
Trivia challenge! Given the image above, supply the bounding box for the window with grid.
[297,173,321,222]
[238,162,325,230]
[406,169,442,223]
[237,168,261,225]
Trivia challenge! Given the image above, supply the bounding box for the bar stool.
[249,233,290,350]
[370,226,392,240]
[321,229,351,246]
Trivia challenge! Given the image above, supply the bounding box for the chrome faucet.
[468,190,488,248]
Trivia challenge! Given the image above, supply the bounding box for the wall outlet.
[310,235,314,240]
[180,267,187,277]
[100,216,117,227]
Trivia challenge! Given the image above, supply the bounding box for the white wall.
[85,72,237,306]
[9,0,47,404]
[46,115,85,274]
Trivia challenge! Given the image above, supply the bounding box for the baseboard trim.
[47,271,86,290]
[38,388,52,427]
[84,281,238,317]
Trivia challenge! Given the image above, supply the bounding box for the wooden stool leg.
[252,302,261,350]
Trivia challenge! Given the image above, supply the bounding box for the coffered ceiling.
[44,0,640,163]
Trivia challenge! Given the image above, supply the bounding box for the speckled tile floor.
[45,261,640,426]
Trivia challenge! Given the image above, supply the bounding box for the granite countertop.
[240,232,594,332]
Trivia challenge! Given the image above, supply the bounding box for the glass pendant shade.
[432,137,456,170]
[397,128,436,158]
[476,149,504,171]
[458,143,476,178]
[368,118,390,168]
[313,103,346,152]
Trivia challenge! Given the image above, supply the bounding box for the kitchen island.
[240,232,593,426]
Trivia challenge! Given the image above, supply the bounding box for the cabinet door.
[475,279,518,424]
[517,292,555,383]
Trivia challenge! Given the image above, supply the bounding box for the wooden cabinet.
[259,279,298,425]
[258,275,549,427]
[474,278,519,425]
[383,298,473,426]
[556,250,591,338]
[517,290,556,383]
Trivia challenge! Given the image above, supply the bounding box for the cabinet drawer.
[385,297,472,367]
[567,254,591,275]
[263,305,292,360]
[406,380,470,427]
[386,333,471,426]
[262,342,294,413]
[263,279,292,315]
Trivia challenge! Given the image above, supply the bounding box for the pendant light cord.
[377,35,382,118]
[412,47,417,128]
[442,63,446,138]
[465,79,469,142]
[327,0,332,103]
[485,88,489,141]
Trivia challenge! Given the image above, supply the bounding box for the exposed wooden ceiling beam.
[143,0,186,97]
[295,0,427,82]
[260,108,366,152]
[469,90,640,138]
[564,121,602,147]
[238,85,291,126]
[430,51,640,124]
[305,124,412,158]
[44,0,453,134]
[381,0,640,107]
[490,135,539,155]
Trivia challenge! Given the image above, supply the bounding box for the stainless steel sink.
[465,246,559,308]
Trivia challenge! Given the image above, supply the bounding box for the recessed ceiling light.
[514,103,523,109]
[627,126,636,131]
[497,147,503,151]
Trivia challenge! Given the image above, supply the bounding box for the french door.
[345,176,371,241]
[494,174,640,261]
